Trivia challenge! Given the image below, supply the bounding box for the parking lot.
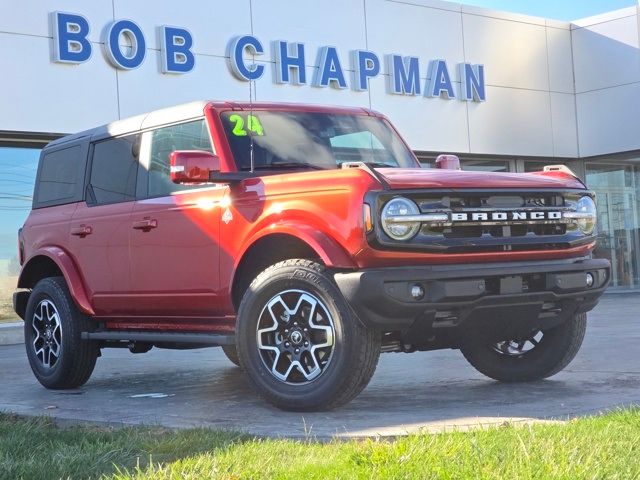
[0,294,638,439]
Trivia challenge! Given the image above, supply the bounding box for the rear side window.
[89,135,139,205]
[148,119,212,198]
[34,145,84,207]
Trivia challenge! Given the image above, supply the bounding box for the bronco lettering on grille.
[451,211,562,222]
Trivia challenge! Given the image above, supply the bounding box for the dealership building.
[1,0,640,302]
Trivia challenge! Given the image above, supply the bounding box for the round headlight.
[576,196,596,235]
[381,197,421,240]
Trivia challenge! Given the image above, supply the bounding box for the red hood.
[375,168,586,190]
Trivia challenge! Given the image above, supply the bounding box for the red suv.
[14,101,610,410]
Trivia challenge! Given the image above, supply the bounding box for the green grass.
[1,409,639,480]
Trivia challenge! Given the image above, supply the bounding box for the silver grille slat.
[388,210,594,227]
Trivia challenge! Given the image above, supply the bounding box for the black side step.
[81,331,235,346]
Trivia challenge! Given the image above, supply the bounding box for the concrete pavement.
[0,322,23,345]
[0,294,638,438]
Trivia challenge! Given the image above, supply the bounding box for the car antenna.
[249,78,255,173]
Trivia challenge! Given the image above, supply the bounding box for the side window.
[148,119,213,198]
[89,135,139,205]
[34,145,84,207]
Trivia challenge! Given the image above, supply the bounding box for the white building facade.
[0,0,639,303]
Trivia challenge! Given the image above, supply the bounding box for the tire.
[235,259,380,411]
[24,277,99,389]
[221,345,241,367]
[460,313,587,382]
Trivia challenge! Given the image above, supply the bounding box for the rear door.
[69,134,139,316]
[127,119,226,318]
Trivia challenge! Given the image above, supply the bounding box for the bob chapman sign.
[50,11,486,102]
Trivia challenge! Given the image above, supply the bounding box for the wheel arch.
[18,247,95,316]
[230,227,356,310]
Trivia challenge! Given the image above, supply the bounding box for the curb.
[0,322,23,346]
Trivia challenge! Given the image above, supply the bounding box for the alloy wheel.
[31,299,62,369]
[256,289,335,385]
[492,330,544,356]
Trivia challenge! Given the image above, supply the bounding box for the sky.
[458,0,638,21]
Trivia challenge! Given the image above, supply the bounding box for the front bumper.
[334,257,610,331]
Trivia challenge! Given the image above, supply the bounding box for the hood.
[375,168,586,190]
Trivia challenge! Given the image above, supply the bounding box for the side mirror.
[170,150,220,184]
[435,154,461,171]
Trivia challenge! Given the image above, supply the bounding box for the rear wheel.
[24,277,99,389]
[236,259,380,411]
[460,313,587,382]
[221,345,240,367]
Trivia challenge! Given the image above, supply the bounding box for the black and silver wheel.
[24,277,99,389]
[236,259,380,411]
[256,288,335,384]
[31,299,63,369]
[460,313,587,382]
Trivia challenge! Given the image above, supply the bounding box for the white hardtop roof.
[48,100,210,147]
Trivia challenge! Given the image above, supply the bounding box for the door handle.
[132,219,158,231]
[71,225,92,237]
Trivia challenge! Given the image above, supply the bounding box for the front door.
[127,119,226,319]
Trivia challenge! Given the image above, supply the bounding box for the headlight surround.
[576,196,597,235]
[381,197,421,240]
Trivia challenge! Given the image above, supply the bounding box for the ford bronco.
[14,101,610,411]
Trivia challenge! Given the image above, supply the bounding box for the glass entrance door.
[586,163,640,289]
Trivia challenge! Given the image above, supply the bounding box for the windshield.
[220,111,418,171]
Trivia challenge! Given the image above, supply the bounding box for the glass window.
[221,111,417,171]
[148,120,212,197]
[0,146,40,322]
[89,135,139,205]
[586,162,640,289]
[34,145,82,206]
[461,159,510,172]
[523,161,548,173]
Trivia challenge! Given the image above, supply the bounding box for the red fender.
[18,246,95,316]
[236,222,357,271]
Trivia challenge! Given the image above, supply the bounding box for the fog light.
[411,284,425,300]
[586,273,594,287]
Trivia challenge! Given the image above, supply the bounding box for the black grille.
[368,188,595,254]
[426,223,567,239]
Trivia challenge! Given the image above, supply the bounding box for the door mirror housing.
[170,150,220,184]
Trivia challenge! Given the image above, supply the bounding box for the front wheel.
[235,259,381,411]
[460,313,587,382]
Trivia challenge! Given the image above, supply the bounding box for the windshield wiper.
[339,161,396,168]
[243,162,328,171]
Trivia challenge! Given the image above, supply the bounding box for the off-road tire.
[221,345,241,367]
[235,259,380,411]
[460,313,587,382]
[24,277,99,389]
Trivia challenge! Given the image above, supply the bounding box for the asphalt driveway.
[0,294,638,438]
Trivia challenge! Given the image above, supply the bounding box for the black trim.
[81,331,235,346]
[334,257,610,331]
[12,291,30,320]
[366,189,596,253]
[210,171,260,183]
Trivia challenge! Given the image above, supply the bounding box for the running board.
[81,331,235,346]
